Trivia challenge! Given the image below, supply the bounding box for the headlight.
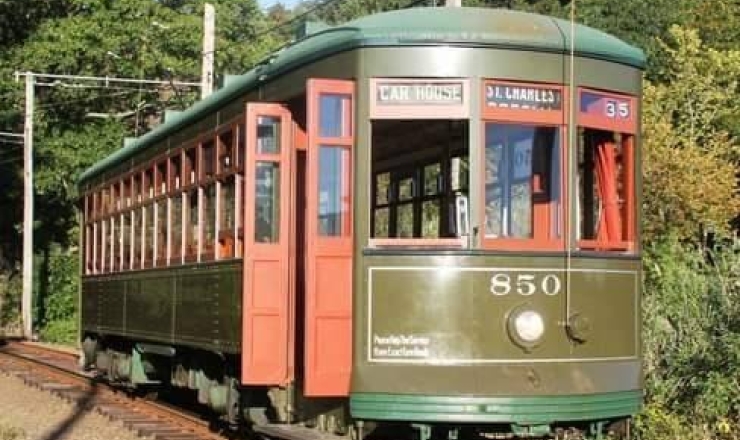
[509,309,545,346]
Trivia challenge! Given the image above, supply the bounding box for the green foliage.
[639,237,740,439]
[0,273,21,334]
[36,247,79,344]
[642,26,740,241]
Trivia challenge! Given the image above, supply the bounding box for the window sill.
[368,238,464,248]
[577,240,635,252]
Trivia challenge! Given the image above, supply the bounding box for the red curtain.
[595,141,622,242]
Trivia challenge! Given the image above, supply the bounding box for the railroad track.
[0,340,231,440]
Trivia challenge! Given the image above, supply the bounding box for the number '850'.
[489,273,562,296]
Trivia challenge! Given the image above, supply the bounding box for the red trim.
[482,80,567,125]
[241,103,294,386]
[479,123,567,252]
[578,88,638,135]
[305,78,354,397]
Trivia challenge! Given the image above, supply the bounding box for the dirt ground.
[0,373,143,440]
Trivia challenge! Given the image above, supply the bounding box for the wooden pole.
[201,3,215,99]
[22,72,34,339]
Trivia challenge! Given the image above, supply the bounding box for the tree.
[642,26,740,241]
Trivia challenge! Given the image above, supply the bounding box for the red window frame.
[480,80,568,251]
[576,87,638,253]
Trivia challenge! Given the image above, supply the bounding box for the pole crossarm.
[14,71,201,88]
[0,132,24,138]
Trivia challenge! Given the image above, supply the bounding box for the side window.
[484,123,560,243]
[254,116,281,243]
[577,129,635,250]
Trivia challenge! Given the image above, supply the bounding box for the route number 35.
[490,273,562,296]
[605,100,630,119]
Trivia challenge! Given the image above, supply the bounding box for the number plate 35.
[490,272,562,296]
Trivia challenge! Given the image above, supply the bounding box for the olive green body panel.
[350,390,642,423]
[352,254,640,397]
[81,261,242,353]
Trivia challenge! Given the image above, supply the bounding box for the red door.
[242,103,294,385]
[305,79,355,396]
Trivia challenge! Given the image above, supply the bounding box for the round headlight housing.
[508,309,545,349]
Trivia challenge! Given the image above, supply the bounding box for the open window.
[201,139,217,260]
[217,127,237,259]
[182,146,199,262]
[169,153,183,265]
[370,120,468,245]
[576,88,637,252]
[576,129,635,251]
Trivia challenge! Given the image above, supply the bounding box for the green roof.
[79,7,645,186]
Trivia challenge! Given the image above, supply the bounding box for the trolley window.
[480,80,566,251]
[576,88,637,252]
[483,123,562,248]
[576,129,635,251]
[370,120,468,245]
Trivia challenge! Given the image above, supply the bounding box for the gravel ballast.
[0,373,144,440]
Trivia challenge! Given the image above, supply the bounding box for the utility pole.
[13,70,200,340]
[22,72,34,339]
[201,3,215,99]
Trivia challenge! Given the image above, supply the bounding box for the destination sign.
[485,83,562,111]
[376,82,464,106]
[580,91,632,120]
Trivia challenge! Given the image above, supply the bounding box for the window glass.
[484,123,559,239]
[133,174,142,204]
[374,208,390,238]
[318,146,350,236]
[257,117,280,154]
[101,189,110,215]
[186,189,199,258]
[171,195,182,262]
[398,177,414,202]
[203,140,216,180]
[170,155,181,191]
[254,162,280,242]
[424,163,441,196]
[110,217,117,271]
[375,172,390,206]
[156,202,167,264]
[121,214,130,270]
[184,149,197,186]
[396,204,414,238]
[85,225,93,274]
[112,184,120,212]
[101,221,109,273]
[320,94,351,138]
[422,200,440,238]
[124,178,132,207]
[237,123,245,169]
[94,222,101,272]
[219,131,234,173]
[577,129,631,246]
[144,169,154,199]
[156,162,167,195]
[219,177,236,258]
[145,205,154,265]
[133,210,142,268]
[203,184,216,258]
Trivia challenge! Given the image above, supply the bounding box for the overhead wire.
[36,89,158,111]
